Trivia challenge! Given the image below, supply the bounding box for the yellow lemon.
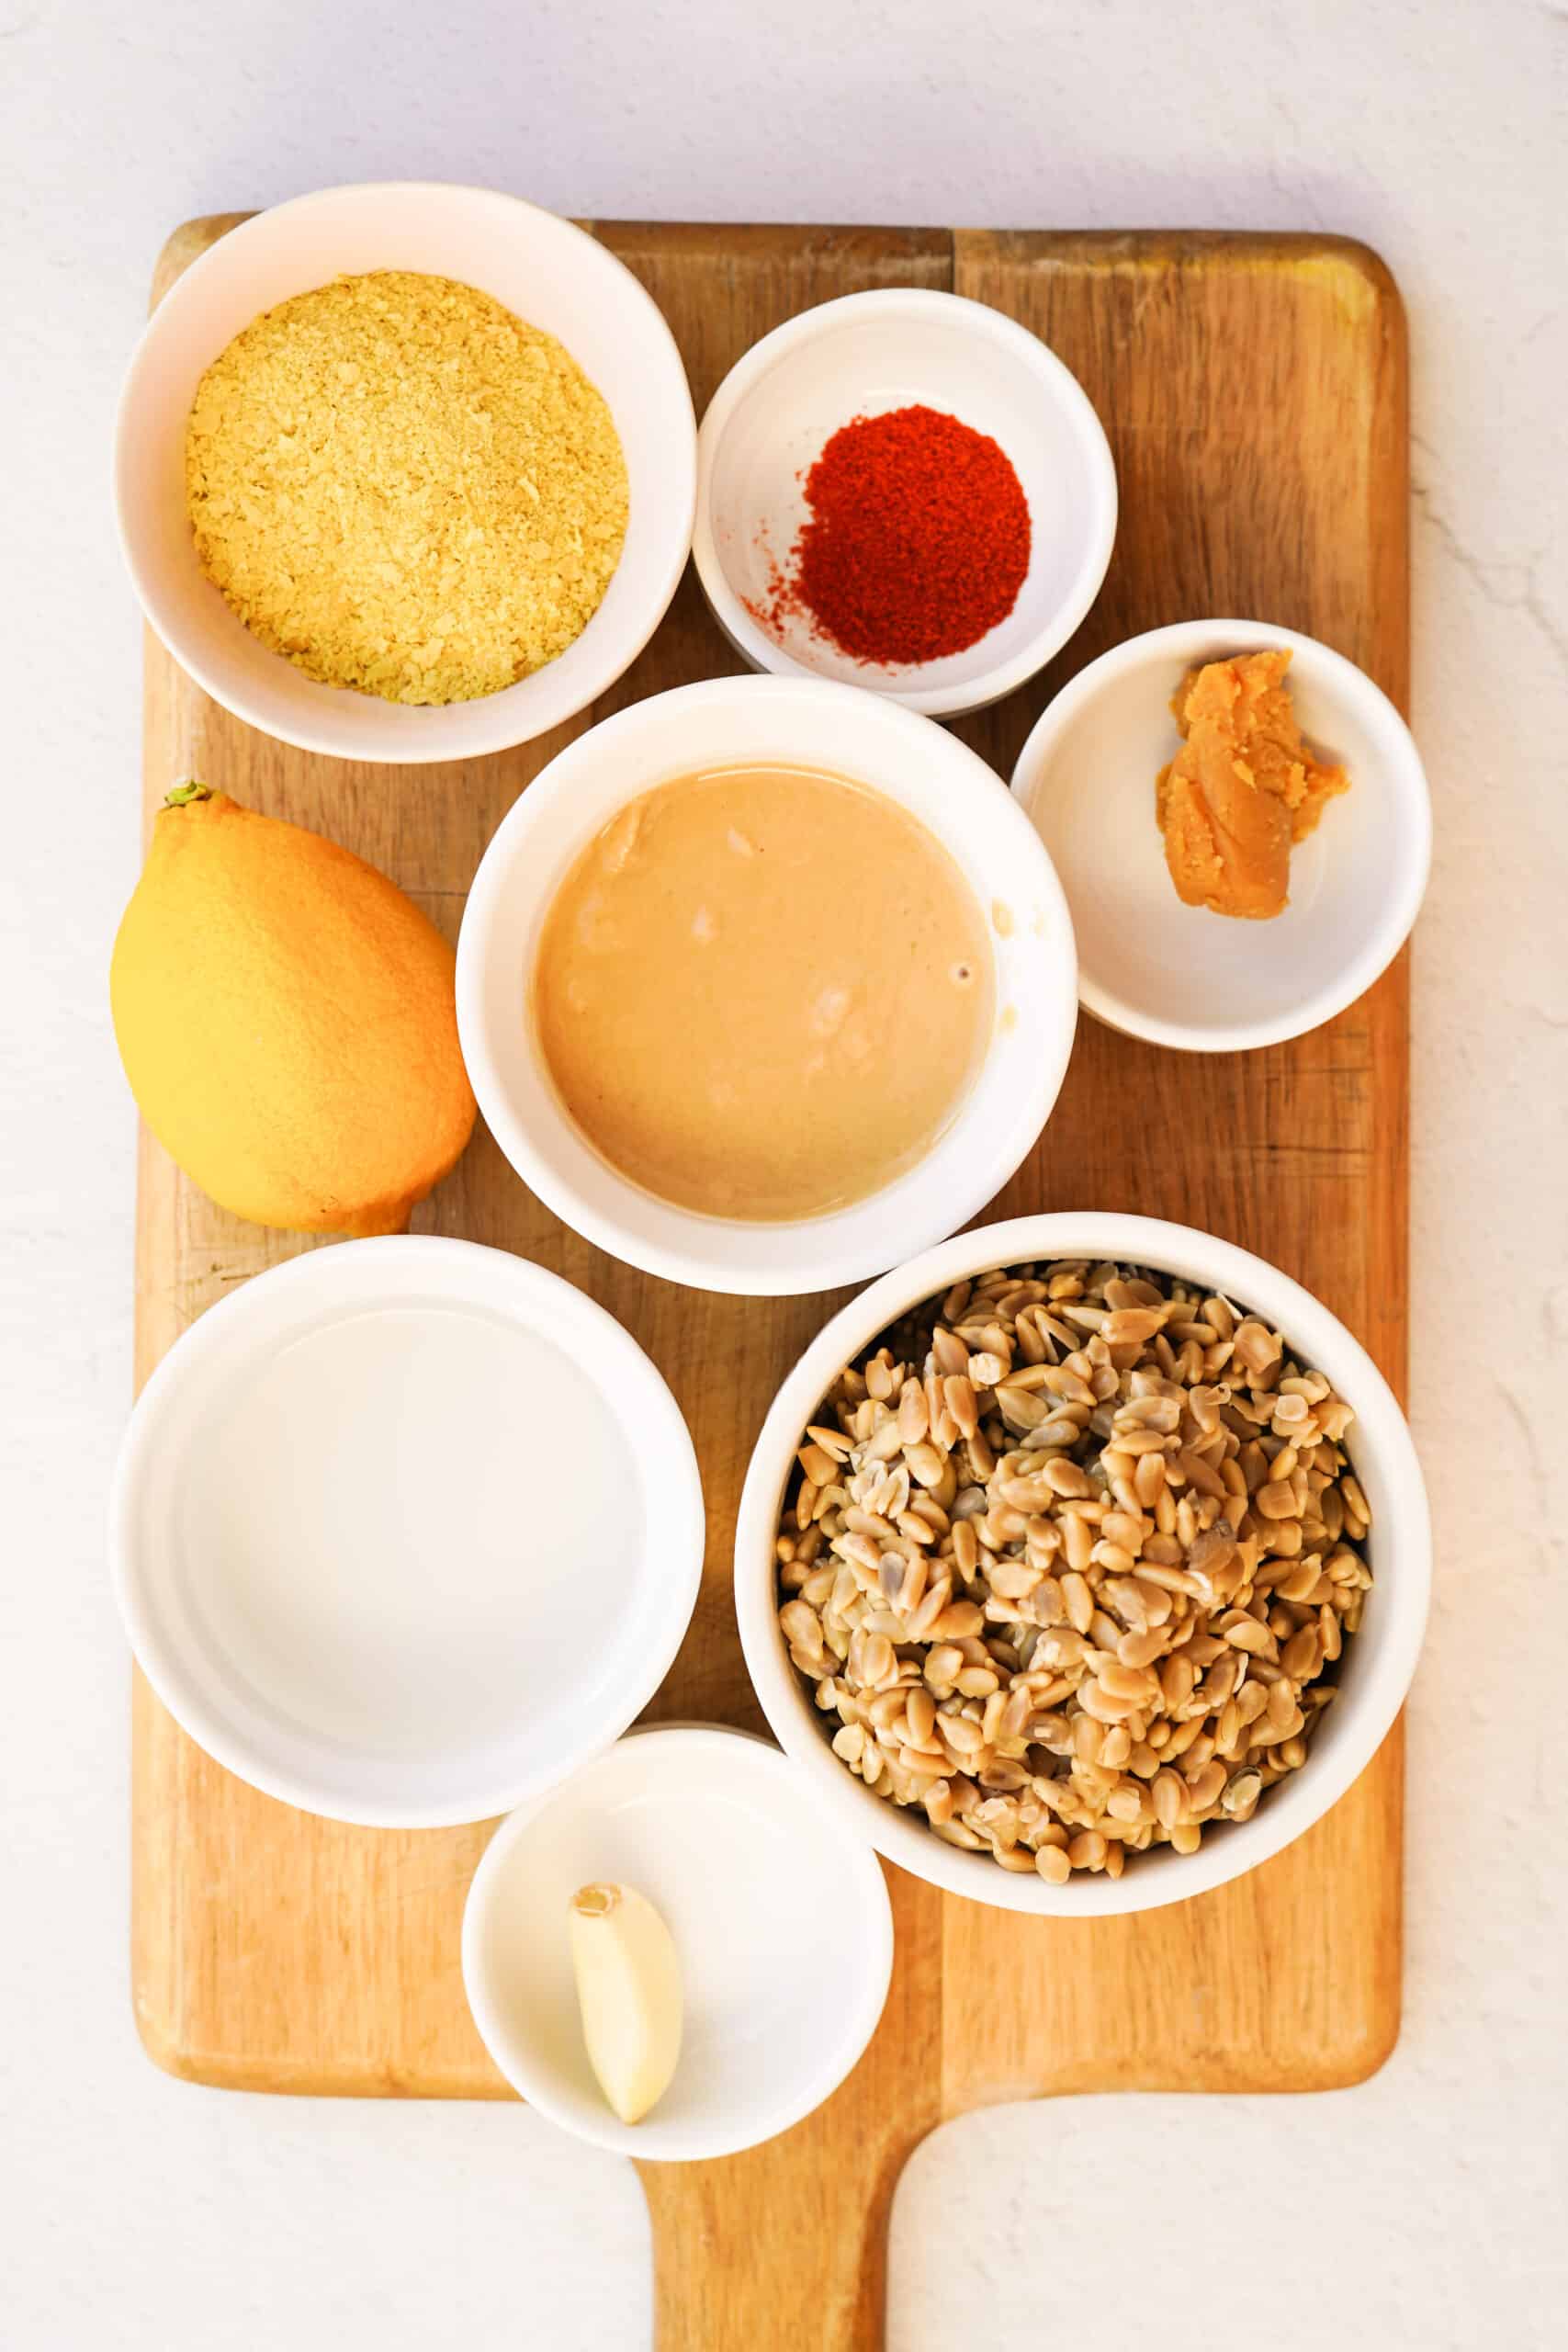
[111,786,476,1236]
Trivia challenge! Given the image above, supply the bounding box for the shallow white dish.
[457,672,1078,1296]
[114,182,696,763]
[1010,620,1432,1051]
[461,1724,894,2161]
[735,1211,1430,1918]
[110,1238,704,1827]
[694,288,1117,718]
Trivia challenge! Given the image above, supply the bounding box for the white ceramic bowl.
[461,1724,894,2160]
[694,289,1117,718]
[735,1212,1430,1917]
[457,673,1078,1295]
[114,182,696,763]
[1010,620,1432,1051]
[110,1238,703,1827]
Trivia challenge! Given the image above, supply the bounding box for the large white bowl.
[1010,620,1432,1051]
[694,289,1117,718]
[114,182,696,763]
[461,1725,893,2161]
[456,673,1078,1295]
[735,1212,1430,1917]
[110,1238,704,1827]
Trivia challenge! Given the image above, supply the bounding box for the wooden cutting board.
[132,219,1409,2347]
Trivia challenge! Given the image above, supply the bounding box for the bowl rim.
[459,1721,896,2161]
[1009,616,1434,1052]
[693,285,1119,718]
[455,671,1080,1296]
[734,1210,1431,1918]
[108,1234,705,1828]
[112,179,697,764]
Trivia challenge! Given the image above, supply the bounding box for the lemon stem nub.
[164,780,213,808]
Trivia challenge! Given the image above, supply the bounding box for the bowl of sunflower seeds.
[735,1213,1429,1916]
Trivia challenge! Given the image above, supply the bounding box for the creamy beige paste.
[533,764,995,1220]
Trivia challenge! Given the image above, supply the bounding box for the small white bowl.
[1010,620,1432,1051]
[694,289,1117,718]
[461,1724,894,2161]
[735,1212,1430,1918]
[457,673,1078,1296]
[114,182,696,763]
[110,1238,704,1827]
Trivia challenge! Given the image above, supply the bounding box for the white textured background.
[2,2,1564,2344]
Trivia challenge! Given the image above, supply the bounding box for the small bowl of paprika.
[694,288,1116,719]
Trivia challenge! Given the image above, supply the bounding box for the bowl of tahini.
[456,673,1078,1295]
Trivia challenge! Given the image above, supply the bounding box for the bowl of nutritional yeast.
[114,180,696,762]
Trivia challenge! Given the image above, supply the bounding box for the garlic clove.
[568,1882,682,2125]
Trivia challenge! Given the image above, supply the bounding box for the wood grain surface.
[133,218,1410,2347]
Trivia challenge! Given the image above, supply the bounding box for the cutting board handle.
[638,2111,931,2351]
[637,1869,943,2349]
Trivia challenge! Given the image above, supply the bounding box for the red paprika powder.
[758,403,1032,666]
